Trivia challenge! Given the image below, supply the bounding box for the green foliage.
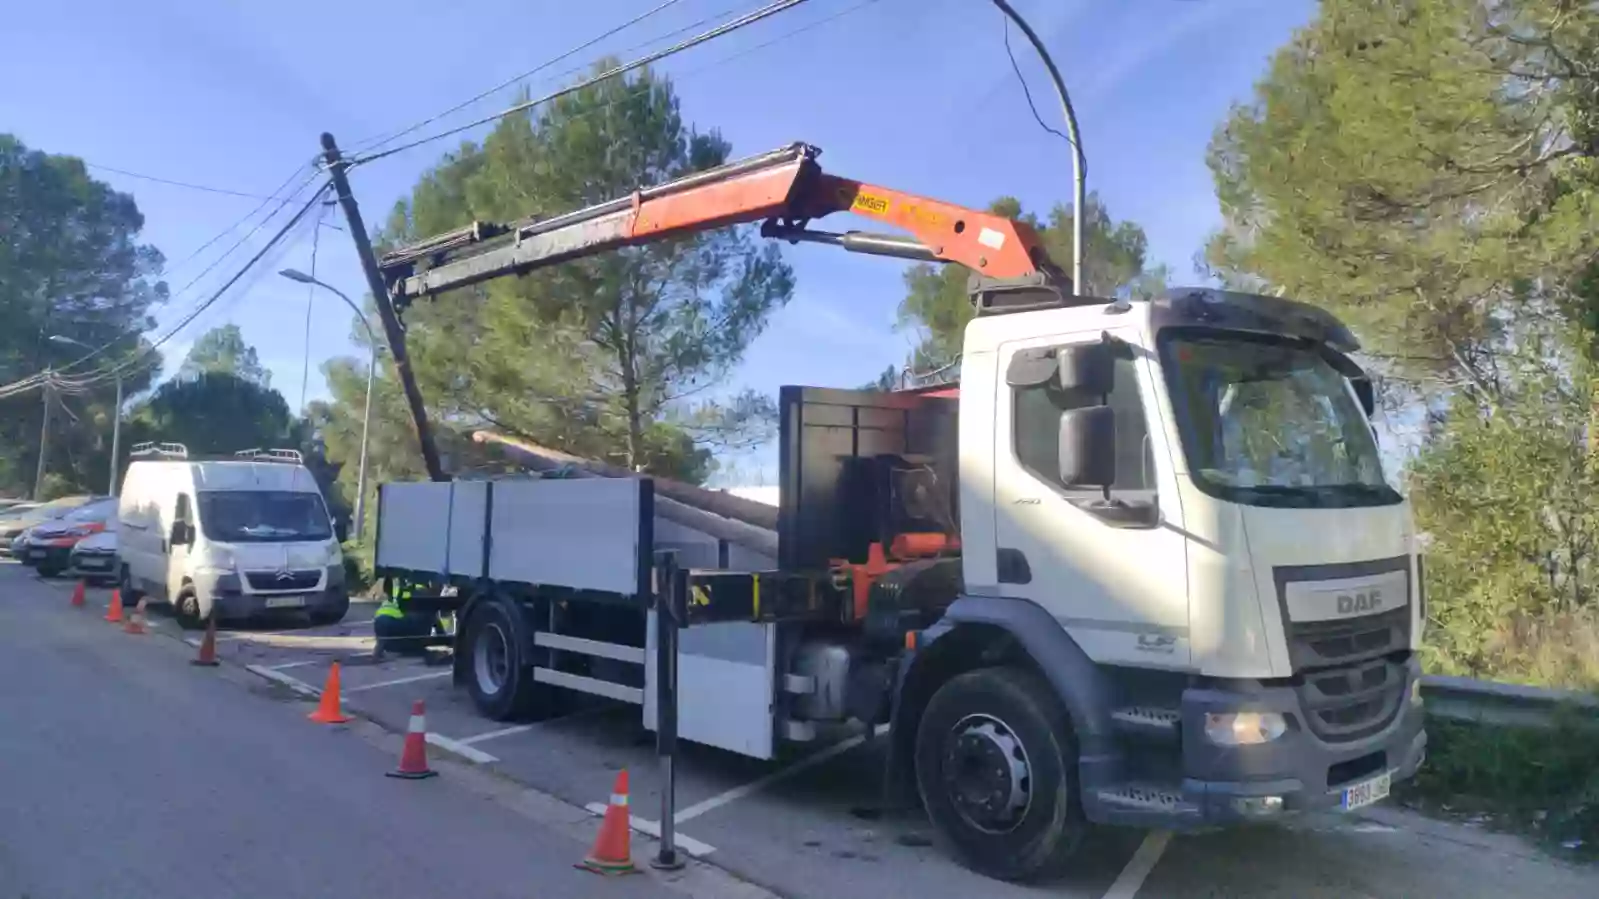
[0,134,167,495]
[317,61,793,490]
[178,324,271,387]
[1404,718,1599,854]
[1206,0,1599,693]
[127,371,293,456]
[896,193,1167,368]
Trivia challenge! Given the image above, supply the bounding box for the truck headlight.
[1204,711,1288,746]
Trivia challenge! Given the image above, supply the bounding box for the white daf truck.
[353,142,1426,881]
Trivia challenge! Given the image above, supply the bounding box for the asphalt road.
[0,562,758,899]
[4,562,1595,899]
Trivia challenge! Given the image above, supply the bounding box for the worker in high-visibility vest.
[373,577,439,657]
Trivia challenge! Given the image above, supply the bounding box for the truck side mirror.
[1057,342,1114,394]
[1059,406,1116,488]
[1350,375,1376,418]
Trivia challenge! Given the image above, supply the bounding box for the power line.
[350,0,692,158]
[83,161,276,200]
[0,181,332,399]
[69,188,331,391]
[51,168,326,381]
[351,0,817,167]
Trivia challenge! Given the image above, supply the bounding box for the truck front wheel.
[914,666,1086,882]
[462,597,546,721]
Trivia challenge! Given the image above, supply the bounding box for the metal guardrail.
[1420,674,1599,729]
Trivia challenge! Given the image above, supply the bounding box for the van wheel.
[118,566,144,603]
[914,666,1087,882]
[174,588,204,630]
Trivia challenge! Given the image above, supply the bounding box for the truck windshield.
[1158,330,1400,508]
[197,491,333,543]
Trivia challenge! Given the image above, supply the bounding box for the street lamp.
[48,334,121,495]
[279,268,378,540]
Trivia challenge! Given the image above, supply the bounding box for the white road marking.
[1101,830,1172,899]
[345,670,451,693]
[266,660,319,671]
[458,724,534,745]
[244,664,324,699]
[672,723,889,823]
[427,732,498,764]
[584,803,717,857]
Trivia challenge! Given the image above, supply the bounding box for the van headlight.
[195,548,236,575]
[1204,711,1288,746]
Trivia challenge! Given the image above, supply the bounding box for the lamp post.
[279,268,377,539]
[48,334,121,495]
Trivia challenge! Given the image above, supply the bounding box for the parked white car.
[68,526,119,585]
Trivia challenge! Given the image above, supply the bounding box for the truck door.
[990,328,1191,668]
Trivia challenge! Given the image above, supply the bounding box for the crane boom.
[378,142,1070,305]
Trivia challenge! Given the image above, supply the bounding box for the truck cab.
[891,287,1424,853]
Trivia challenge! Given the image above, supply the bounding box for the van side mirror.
[334,520,349,543]
[169,520,192,546]
[1059,406,1117,488]
[1350,375,1376,418]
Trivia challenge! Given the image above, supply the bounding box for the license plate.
[27,549,45,560]
[76,559,108,569]
[1339,771,1392,811]
[264,595,306,609]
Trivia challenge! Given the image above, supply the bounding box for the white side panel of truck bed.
[445,481,488,577]
[376,482,454,573]
[488,479,646,595]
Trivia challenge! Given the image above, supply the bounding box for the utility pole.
[33,372,52,500]
[109,373,123,494]
[319,132,446,483]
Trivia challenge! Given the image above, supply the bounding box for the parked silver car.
[67,526,119,585]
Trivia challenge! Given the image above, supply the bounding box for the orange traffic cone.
[577,770,638,875]
[308,662,351,724]
[386,700,438,780]
[70,580,86,607]
[191,614,220,667]
[104,588,124,623]
[123,599,149,635]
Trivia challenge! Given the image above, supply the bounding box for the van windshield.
[197,491,333,543]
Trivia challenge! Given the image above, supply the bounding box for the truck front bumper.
[1083,656,1428,829]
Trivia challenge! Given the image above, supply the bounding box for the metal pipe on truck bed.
[471,431,779,530]
[470,431,779,559]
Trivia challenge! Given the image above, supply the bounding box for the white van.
[118,443,349,627]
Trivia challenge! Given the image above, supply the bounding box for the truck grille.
[1284,606,1409,670]
[1296,656,1407,742]
[245,569,321,591]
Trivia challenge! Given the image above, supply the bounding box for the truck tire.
[914,666,1086,882]
[462,597,545,721]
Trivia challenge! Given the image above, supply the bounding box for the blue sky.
[5,0,1317,483]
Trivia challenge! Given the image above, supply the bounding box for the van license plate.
[264,596,306,609]
[1339,771,1392,811]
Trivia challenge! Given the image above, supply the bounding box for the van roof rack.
[234,448,304,464]
[130,442,189,459]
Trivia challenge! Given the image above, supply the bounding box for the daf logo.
[1336,589,1384,615]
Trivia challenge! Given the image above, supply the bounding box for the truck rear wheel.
[462,597,545,721]
[914,666,1086,882]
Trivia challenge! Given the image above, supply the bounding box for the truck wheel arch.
[890,595,1114,801]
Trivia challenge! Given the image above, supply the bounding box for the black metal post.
[652,552,686,871]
